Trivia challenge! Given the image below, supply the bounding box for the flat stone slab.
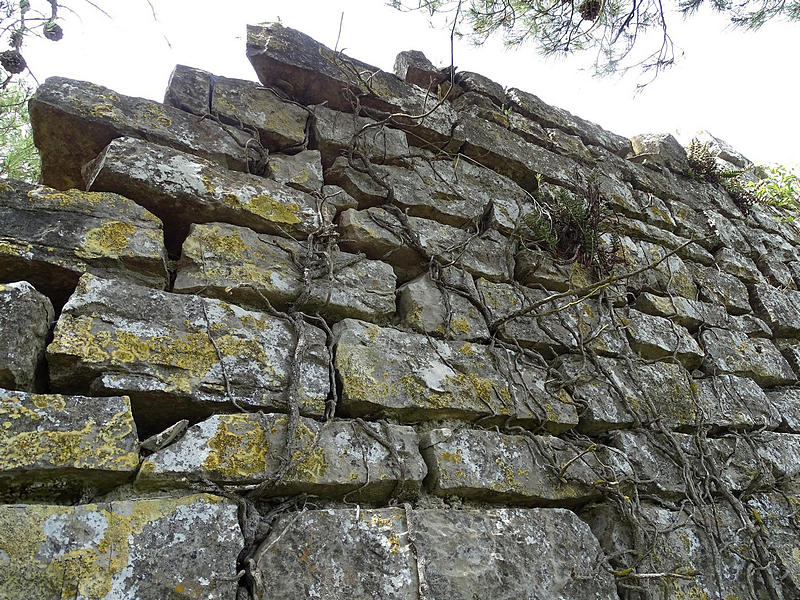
[174,222,396,323]
[29,76,259,190]
[0,281,53,392]
[255,506,617,600]
[0,493,241,600]
[333,318,577,432]
[0,390,138,501]
[700,327,796,387]
[619,309,705,369]
[0,179,168,307]
[421,427,631,505]
[634,292,728,331]
[165,64,309,151]
[47,273,330,435]
[138,413,425,501]
[339,207,512,283]
[557,354,697,433]
[85,137,332,255]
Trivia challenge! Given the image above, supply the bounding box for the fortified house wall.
[0,23,799,600]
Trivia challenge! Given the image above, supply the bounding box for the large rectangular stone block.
[29,76,260,190]
[619,309,705,369]
[255,506,617,600]
[47,274,330,435]
[700,327,796,387]
[138,413,425,501]
[0,180,168,307]
[0,494,241,600]
[0,281,53,391]
[333,318,578,432]
[0,390,138,501]
[752,282,800,337]
[174,222,396,323]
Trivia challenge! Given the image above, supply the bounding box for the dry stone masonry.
[0,21,798,600]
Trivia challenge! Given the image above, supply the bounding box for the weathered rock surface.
[266,149,324,194]
[515,246,593,292]
[174,222,396,323]
[0,494,241,600]
[0,390,138,501]
[629,133,689,172]
[620,309,705,369]
[393,50,445,88]
[693,374,780,429]
[700,327,796,387]
[0,179,168,306]
[333,318,577,432]
[634,292,728,331]
[688,262,751,315]
[617,236,698,300]
[557,354,698,432]
[84,136,331,254]
[138,413,425,500]
[47,274,330,434]
[30,77,259,190]
[0,281,53,392]
[769,387,800,432]
[256,506,617,600]
[422,427,631,505]
[751,282,800,337]
[714,246,763,284]
[338,207,512,282]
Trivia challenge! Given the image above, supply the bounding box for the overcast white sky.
[21,0,800,166]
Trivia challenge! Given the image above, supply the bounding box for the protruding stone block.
[84,137,332,255]
[700,327,796,387]
[617,236,698,300]
[752,282,800,337]
[694,374,780,429]
[629,132,689,172]
[0,179,168,306]
[620,309,705,369]
[138,413,425,500]
[0,390,138,501]
[0,282,53,391]
[0,494,241,600]
[333,318,577,432]
[393,50,445,88]
[267,149,324,194]
[634,292,727,331]
[769,387,800,432]
[29,76,259,190]
[688,262,751,315]
[47,274,330,435]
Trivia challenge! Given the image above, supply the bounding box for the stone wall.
[1,22,798,600]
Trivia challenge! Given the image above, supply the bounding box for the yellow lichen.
[75,221,136,259]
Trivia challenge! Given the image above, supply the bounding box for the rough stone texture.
[618,236,698,300]
[0,494,241,600]
[0,390,137,501]
[700,327,796,387]
[0,179,168,307]
[714,246,763,284]
[515,247,593,292]
[311,104,409,167]
[138,413,425,500]
[0,281,53,392]
[256,506,617,600]
[629,132,689,172]
[693,374,781,429]
[454,71,506,106]
[174,222,396,323]
[396,271,489,341]
[165,64,309,152]
[634,291,728,331]
[84,136,331,255]
[30,76,259,190]
[422,427,631,505]
[393,50,446,88]
[688,262,751,315]
[767,387,800,432]
[47,274,330,435]
[752,282,800,337]
[333,318,577,432]
[557,354,698,433]
[338,207,512,283]
[267,149,324,194]
[619,309,705,369]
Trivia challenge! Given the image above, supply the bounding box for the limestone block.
[396,271,489,341]
[266,149,324,194]
[174,223,396,323]
[393,50,445,88]
[338,207,512,283]
[247,23,459,149]
[138,413,425,500]
[741,223,797,262]
[0,282,53,391]
[0,390,138,501]
[615,215,713,265]
[767,387,800,432]
[84,137,331,255]
[333,318,578,432]
[507,86,632,156]
[422,427,631,505]
[757,255,796,289]
[629,133,689,172]
[29,76,258,190]
[476,278,628,356]
[634,292,728,331]
[700,327,796,387]
[326,155,529,233]
[507,110,551,148]
[546,127,595,162]
[693,374,780,429]
[688,262,751,315]
[454,71,506,106]
[311,104,409,166]
[515,247,593,293]
[714,246,763,285]
[752,282,800,337]
[0,179,168,306]
[47,274,330,435]
[164,64,309,152]
[321,184,358,212]
[730,313,773,337]
[557,354,697,433]
[255,506,617,600]
[0,494,241,600]
[617,236,698,300]
[619,309,705,369]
